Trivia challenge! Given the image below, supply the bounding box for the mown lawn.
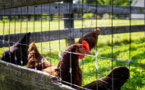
[0,19,144,34]
[0,19,145,90]
[33,32,145,90]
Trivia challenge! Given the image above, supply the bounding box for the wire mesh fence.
[0,0,145,90]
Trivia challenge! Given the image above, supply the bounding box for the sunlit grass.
[0,31,145,89]
[80,32,145,90]
[0,19,145,89]
[0,19,144,35]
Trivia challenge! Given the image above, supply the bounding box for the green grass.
[80,32,145,90]
[0,19,144,34]
[0,19,145,89]
[36,32,145,90]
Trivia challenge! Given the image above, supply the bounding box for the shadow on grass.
[131,51,145,63]
[82,61,145,90]
[79,42,145,70]
[98,36,145,47]
[129,66,145,89]
[98,40,145,63]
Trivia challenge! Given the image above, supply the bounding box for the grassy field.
[0,19,145,89]
[0,19,144,34]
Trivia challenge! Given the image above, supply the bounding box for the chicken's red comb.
[82,41,90,51]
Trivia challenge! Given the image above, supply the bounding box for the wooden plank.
[0,3,70,15]
[0,4,144,15]
[0,60,74,90]
[0,25,145,47]
[74,4,144,14]
[0,0,69,10]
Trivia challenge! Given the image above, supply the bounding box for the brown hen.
[42,41,90,86]
[28,42,52,70]
[76,28,100,50]
[1,33,31,65]
[75,66,129,90]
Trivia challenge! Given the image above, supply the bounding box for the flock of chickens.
[0,28,129,90]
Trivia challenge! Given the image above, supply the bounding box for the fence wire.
[0,0,145,90]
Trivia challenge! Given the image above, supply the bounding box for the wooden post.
[28,15,31,21]
[0,15,2,20]
[8,15,12,21]
[18,15,21,20]
[50,14,53,21]
[64,0,75,46]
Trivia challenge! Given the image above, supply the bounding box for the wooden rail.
[0,3,144,15]
[0,0,69,10]
[0,60,73,90]
[0,25,145,48]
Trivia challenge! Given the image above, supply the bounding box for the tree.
[80,0,138,19]
[76,0,138,19]
[82,0,138,6]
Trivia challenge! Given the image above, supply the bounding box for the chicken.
[75,66,129,90]
[42,41,90,86]
[1,33,31,65]
[28,41,52,70]
[41,66,58,78]
[76,28,100,50]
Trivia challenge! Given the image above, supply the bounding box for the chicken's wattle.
[79,55,85,59]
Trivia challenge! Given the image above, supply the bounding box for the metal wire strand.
[48,3,52,76]
[40,1,44,71]
[81,0,84,88]
[129,0,132,88]
[2,0,5,61]
[8,0,12,63]
[14,4,17,65]
[20,0,23,65]
[33,2,36,70]
[95,0,98,90]
[111,0,114,89]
